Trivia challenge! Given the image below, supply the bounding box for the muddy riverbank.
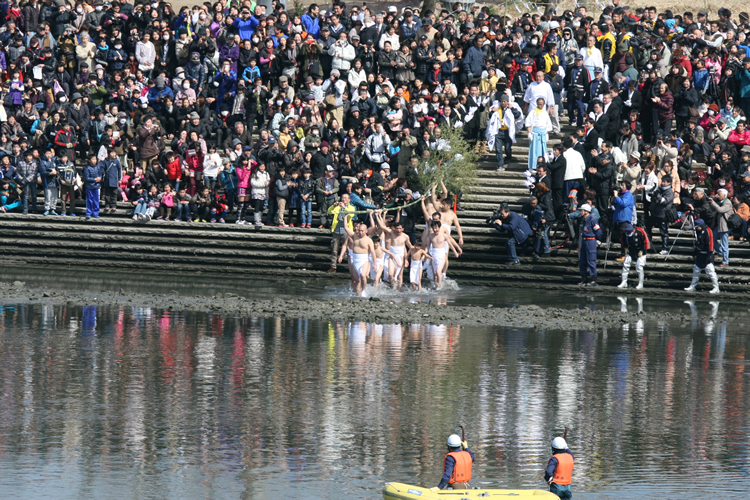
[0,280,727,330]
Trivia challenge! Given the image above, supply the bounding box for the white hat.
[549,20,560,29]
[580,203,592,212]
[388,5,397,12]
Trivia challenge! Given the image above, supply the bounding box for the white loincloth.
[442,222,452,252]
[350,252,369,280]
[409,259,423,285]
[429,244,446,278]
[370,254,386,280]
[390,245,405,275]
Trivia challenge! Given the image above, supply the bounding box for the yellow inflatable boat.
[383,482,559,499]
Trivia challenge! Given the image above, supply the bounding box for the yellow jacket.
[328,203,355,233]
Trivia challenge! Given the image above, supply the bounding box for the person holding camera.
[708,188,733,266]
[492,203,533,266]
[646,174,674,255]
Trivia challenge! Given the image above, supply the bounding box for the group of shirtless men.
[338,184,464,297]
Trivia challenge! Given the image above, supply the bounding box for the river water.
[0,299,748,499]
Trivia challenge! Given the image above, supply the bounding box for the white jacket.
[348,68,367,91]
[486,104,517,148]
[328,41,356,72]
[379,32,400,51]
[563,148,586,181]
[203,153,222,178]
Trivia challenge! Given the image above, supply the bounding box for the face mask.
[60,97,67,102]
[115,44,122,49]
[95,6,102,11]
[252,38,259,43]
[97,70,104,76]
[199,14,205,19]
[709,110,715,116]
[531,39,538,45]
[76,7,82,13]
[119,118,126,124]
[163,35,169,40]
[312,129,319,135]
[276,100,283,106]
[183,82,190,89]
[221,111,229,116]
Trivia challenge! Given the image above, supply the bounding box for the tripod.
[664,212,696,260]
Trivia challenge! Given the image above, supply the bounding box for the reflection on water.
[0,304,748,499]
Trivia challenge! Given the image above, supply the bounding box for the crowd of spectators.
[0,0,746,277]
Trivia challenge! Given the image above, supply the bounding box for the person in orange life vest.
[545,436,574,499]
[430,434,474,492]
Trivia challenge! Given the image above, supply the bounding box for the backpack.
[60,165,76,186]
[727,211,743,230]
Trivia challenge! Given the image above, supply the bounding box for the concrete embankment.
[2,119,749,292]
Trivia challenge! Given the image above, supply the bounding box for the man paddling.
[430,434,474,491]
[545,437,574,499]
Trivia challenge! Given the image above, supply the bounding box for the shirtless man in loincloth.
[369,235,397,287]
[376,211,412,290]
[343,214,378,297]
[420,196,462,281]
[427,221,461,288]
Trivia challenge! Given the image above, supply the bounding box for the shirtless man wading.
[421,197,462,281]
[344,214,378,297]
[376,211,412,290]
[427,220,461,288]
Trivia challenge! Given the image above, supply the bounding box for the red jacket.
[165,158,182,180]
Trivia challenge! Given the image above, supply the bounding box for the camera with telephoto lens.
[486,203,509,224]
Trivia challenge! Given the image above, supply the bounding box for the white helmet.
[551,437,567,450]
[447,434,462,448]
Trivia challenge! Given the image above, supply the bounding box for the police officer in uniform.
[617,223,650,289]
[684,219,720,294]
[578,203,602,286]
[431,434,474,491]
[545,437,574,499]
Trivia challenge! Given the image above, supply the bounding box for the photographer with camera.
[490,203,533,266]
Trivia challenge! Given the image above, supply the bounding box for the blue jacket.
[301,13,320,39]
[581,214,602,240]
[462,45,485,78]
[349,191,376,211]
[98,158,122,188]
[38,158,58,188]
[232,15,260,40]
[736,68,750,98]
[83,163,102,190]
[147,85,175,111]
[612,190,634,223]
[495,211,533,244]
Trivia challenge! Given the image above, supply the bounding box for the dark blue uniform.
[579,214,601,279]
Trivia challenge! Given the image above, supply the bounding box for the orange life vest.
[552,452,574,485]
[445,451,473,484]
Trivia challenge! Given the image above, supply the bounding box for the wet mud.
[0,280,725,330]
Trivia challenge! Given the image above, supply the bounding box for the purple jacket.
[219,43,240,72]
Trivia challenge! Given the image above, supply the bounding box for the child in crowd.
[158,184,175,220]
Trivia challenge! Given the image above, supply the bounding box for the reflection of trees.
[0,306,748,496]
